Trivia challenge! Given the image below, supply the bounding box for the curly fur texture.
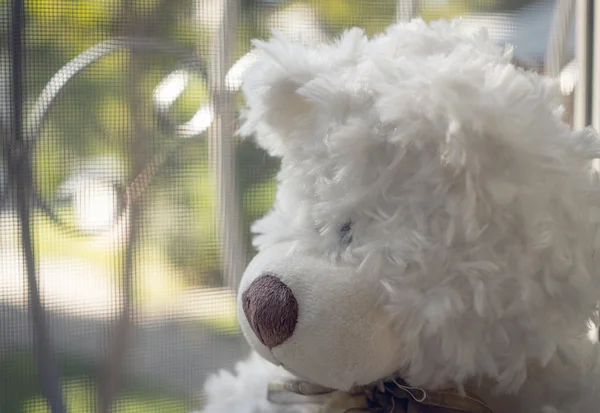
[200,19,600,413]
[196,352,316,413]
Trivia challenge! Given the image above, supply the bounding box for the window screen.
[0,1,577,412]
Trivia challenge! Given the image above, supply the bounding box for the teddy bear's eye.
[340,221,353,245]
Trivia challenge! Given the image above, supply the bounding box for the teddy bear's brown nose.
[241,274,298,349]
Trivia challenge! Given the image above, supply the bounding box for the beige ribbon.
[267,380,367,413]
[267,378,494,413]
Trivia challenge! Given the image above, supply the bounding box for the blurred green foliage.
[306,0,538,36]
[0,351,189,413]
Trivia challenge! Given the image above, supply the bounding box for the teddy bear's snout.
[241,274,299,349]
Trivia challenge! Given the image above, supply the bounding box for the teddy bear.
[198,19,600,413]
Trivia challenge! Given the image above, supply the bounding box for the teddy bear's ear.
[237,33,324,157]
[238,29,367,158]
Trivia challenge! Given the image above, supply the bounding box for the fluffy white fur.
[200,19,600,413]
[195,352,317,413]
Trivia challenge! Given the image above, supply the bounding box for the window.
[0,1,593,412]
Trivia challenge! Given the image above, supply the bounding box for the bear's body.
[199,20,600,413]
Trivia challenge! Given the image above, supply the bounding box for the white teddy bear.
[200,19,600,413]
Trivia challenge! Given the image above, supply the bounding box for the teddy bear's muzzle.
[241,273,299,349]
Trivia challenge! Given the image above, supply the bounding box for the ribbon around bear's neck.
[267,378,494,413]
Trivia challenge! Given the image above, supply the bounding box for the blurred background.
[0,0,596,412]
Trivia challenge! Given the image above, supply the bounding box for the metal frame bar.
[396,0,419,22]
[544,0,575,78]
[7,0,66,411]
[573,0,594,130]
[207,0,246,293]
[592,0,600,132]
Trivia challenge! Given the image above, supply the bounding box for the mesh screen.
[0,0,570,412]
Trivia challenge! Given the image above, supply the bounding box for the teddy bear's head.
[235,20,600,394]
